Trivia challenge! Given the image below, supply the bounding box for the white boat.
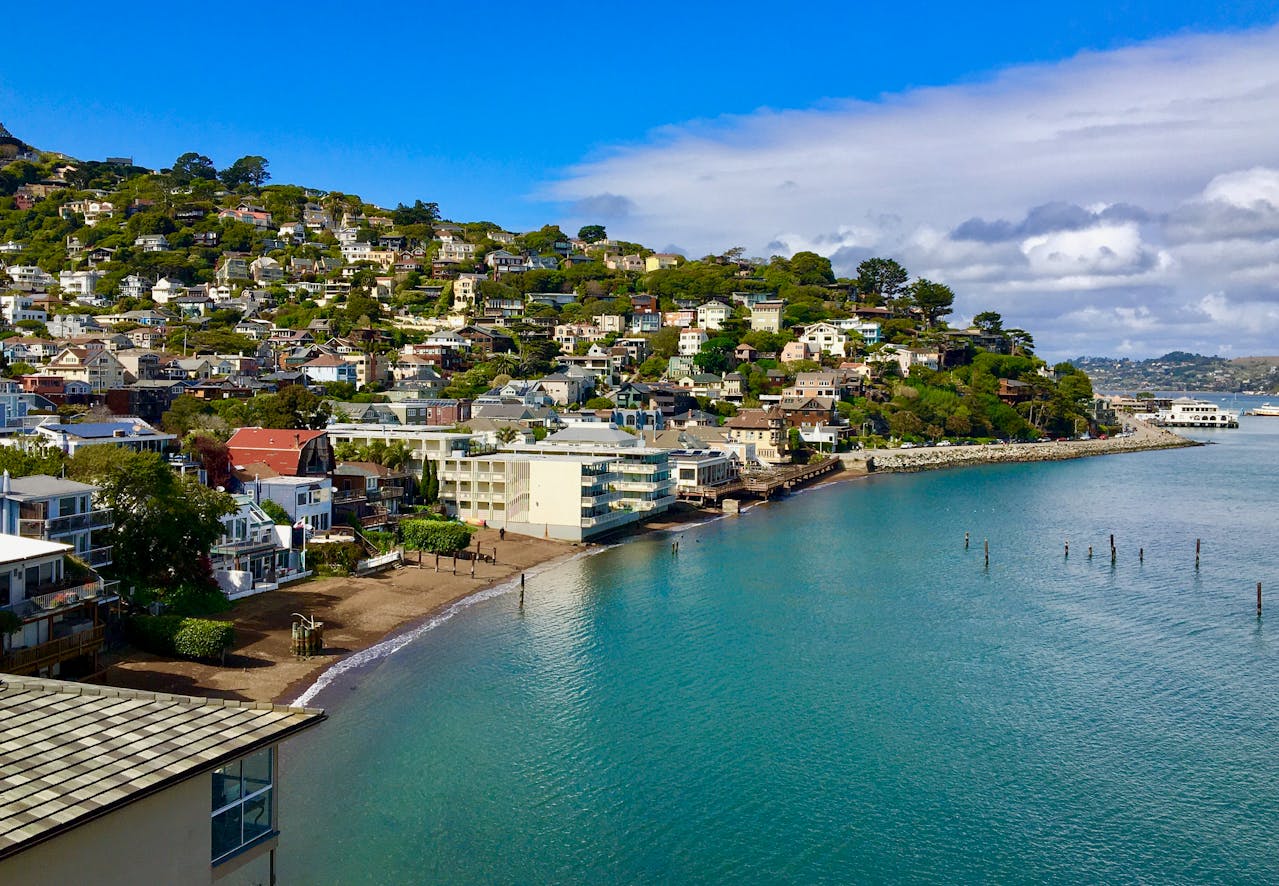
[1156,397,1240,428]
[1245,403,1279,417]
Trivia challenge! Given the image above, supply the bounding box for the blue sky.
[3,1,1279,357]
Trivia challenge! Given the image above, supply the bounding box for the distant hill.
[1070,353,1279,393]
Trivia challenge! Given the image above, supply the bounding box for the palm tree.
[495,425,519,445]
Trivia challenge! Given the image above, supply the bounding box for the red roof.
[227,428,329,476]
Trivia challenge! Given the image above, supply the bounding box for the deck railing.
[0,624,106,675]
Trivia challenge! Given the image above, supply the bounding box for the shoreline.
[100,422,1194,707]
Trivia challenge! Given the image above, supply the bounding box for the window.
[212,747,274,863]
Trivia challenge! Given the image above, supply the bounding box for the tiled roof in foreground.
[0,676,324,859]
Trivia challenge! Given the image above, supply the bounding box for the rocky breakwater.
[840,424,1199,474]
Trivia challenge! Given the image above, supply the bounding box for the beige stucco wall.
[0,771,274,886]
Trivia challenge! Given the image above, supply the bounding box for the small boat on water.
[1245,403,1279,417]
[1155,397,1240,428]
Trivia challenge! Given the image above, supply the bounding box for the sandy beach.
[102,508,721,706]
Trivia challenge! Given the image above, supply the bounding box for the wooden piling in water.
[1088,546,1093,559]
[1196,538,1201,568]
[1258,582,1263,618]
[965,532,970,550]
[1065,540,1069,558]
[984,539,989,568]
[1139,548,1144,563]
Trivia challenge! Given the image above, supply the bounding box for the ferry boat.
[1245,403,1279,417]
[1156,397,1240,428]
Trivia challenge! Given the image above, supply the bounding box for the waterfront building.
[0,534,117,678]
[438,452,632,541]
[724,408,789,465]
[523,426,676,516]
[0,473,113,568]
[669,450,737,491]
[0,676,323,884]
[227,428,334,478]
[325,424,483,475]
[211,494,296,596]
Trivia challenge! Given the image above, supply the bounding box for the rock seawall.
[838,427,1199,474]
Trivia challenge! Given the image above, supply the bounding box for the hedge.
[127,615,235,661]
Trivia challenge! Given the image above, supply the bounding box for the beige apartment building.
[439,451,634,541]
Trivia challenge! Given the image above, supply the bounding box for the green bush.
[309,540,365,576]
[173,619,236,659]
[401,518,474,554]
[163,582,231,616]
[127,615,235,660]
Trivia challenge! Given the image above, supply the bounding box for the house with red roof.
[226,428,334,477]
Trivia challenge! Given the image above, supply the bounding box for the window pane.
[242,748,272,794]
[242,788,273,844]
[212,806,242,860]
[212,762,241,810]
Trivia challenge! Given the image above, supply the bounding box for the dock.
[677,457,842,506]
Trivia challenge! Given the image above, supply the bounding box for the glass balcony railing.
[17,508,113,538]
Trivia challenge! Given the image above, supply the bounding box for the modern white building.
[250,476,333,534]
[438,452,633,541]
[524,426,677,516]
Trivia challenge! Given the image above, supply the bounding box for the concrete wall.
[527,460,585,531]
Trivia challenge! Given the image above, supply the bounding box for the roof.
[2,475,97,500]
[543,426,639,446]
[0,535,71,565]
[38,421,168,440]
[0,676,323,859]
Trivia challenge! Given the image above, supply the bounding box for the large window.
[212,747,274,863]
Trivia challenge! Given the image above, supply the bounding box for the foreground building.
[0,676,324,884]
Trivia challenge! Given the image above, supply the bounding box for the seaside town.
[0,125,1213,881]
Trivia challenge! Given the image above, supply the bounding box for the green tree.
[856,257,909,304]
[909,278,955,326]
[577,225,607,243]
[252,385,331,429]
[259,499,291,525]
[972,311,1004,334]
[171,152,217,183]
[0,442,65,477]
[788,251,835,285]
[220,155,271,188]
[66,447,236,593]
[392,200,440,227]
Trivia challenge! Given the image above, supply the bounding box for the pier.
[676,457,841,506]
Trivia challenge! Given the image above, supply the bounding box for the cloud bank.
[548,26,1279,358]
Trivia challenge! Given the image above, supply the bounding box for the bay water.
[281,403,1279,884]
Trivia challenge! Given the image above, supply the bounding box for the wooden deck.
[677,457,841,505]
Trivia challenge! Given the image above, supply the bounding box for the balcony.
[0,623,107,675]
[17,508,113,538]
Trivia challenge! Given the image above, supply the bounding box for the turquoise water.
[281,409,1279,884]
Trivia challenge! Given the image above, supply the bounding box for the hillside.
[1070,353,1279,393]
[0,124,1103,444]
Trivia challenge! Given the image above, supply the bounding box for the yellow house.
[0,677,324,885]
[41,346,126,392]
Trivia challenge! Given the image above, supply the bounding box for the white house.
[696,300,732,331]
[798,322,850,358]
[678,328,709,357]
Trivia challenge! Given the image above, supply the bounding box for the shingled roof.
[0,676,323,859]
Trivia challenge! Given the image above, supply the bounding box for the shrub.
[401,518,474,554]
[127,615,235,660]
[309,540,365,576]
[173,619,236,660]
[163,582,232,616]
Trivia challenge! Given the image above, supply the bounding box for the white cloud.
[547,25,1279,357]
